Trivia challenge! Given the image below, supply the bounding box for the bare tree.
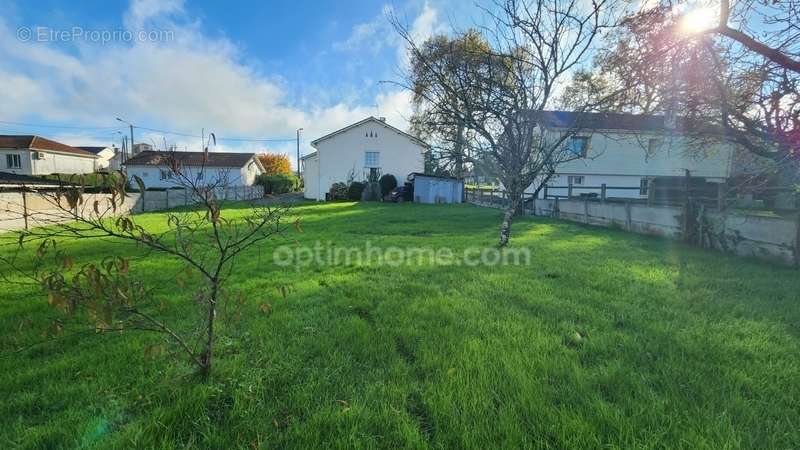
[1,139,290,377]
[393,0,620,246]
[563,1,799,188]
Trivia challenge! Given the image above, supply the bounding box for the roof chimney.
[378,117,386,122]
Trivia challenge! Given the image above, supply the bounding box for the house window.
[364,151,380,168]
[196,170,204,181]
[568,136,590,157]
[6,154,21,169]
[640,178,650,196]
[159,169,174,180]
[568,176,584,185]
[647,138,661,154]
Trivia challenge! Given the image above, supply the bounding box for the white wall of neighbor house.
[0,148,33,175]
[306,120,426,201]
[526,130,736,199]
[94,148,117,171]
[126,164,258,189]
[0,148,96,175]
[302,155,320,200]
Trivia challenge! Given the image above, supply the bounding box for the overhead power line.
[0,119,297,144]
[0,120,122,130]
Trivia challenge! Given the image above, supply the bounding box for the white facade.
[92,147,118,171]
[126,161,262,189]
[302,117,428,201]
[529,129,736,199]
[0,148,96,176]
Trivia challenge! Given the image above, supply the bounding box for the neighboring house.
[301,117,429,201]
[123,151,264,189]
[0,135,98,176]
[76,146,119,171]
[527,111,737,199]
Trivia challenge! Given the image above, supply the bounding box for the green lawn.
[1,202,799,449]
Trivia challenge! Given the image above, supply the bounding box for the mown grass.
[1,202,799,449]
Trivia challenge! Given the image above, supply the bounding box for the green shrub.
[329,182,349,200]
[379,174,398,197]
[256,173,299,195]
[347,182,366,200]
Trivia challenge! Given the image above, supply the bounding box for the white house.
[0,135,98,175]
[301,117,429,201]
[76,146,119,171]
[527,111,737,199]
[124,151,264,189]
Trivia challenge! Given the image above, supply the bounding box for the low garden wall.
[471,196,800,268]
[0,185,264,233]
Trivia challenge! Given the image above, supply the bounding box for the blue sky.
[0,0,474,163]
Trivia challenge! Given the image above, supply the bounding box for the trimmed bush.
[379,174,398,197]
[256,173,300,195]
[348,182,366,200]
[328,182,349,200]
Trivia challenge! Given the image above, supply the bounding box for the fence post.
[141,190,146,213]
[584,199,589,224]
[568,184,573,199]
[600,184,607,202]
[647,179,656,206]
[625,201,632,231]
[554,197,560,218]
[543,185,548,200]
[184,188,189,206]
[21,189,29,230]
[165,188,169,209]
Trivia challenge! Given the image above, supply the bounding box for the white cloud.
[0,0,419,168]
[124,0,185,30]
[334,1,445,66]
[332,5,395,53]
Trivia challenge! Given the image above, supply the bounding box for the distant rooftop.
[76,146,111,155]
[123,150,258,168]
[534,111,710,133]
[0,135,95,157]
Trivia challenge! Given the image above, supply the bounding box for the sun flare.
[679,6,717,34]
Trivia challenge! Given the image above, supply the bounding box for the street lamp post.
[116,117,135,163]
[296,128,303,178]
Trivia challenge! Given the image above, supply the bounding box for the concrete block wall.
[0,185,264,232]
[478,195,799,267]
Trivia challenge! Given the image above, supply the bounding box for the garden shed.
[409,173,464,204]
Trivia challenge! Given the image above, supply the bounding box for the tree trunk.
[198,284,218,377]
[498,190,520,247]
[453,122,465,179]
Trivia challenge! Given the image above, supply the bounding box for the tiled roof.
[0,135,96,157]
[123,150,258,168]
[534,111,712,133]
[76,146,110,155]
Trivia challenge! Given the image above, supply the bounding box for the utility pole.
[122,136,128,165]
[116,117,135,162]
[296,128,303,177]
